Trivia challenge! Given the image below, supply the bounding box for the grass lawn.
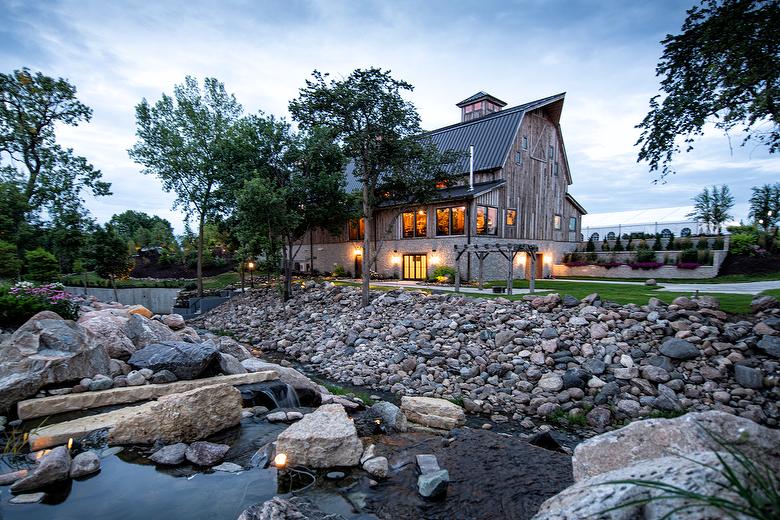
[554,271,780,284]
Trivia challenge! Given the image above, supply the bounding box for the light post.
[247,261,255,288]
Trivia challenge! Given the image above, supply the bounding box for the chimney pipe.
[469,145,474,191]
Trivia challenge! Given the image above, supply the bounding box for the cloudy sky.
[1,0,777,232]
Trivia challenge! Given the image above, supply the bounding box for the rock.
[69,451,101,477]
[275,404,363,468]
[238,496,345,520]
[325,471,345,480]
[9,492,46,504]
[653,384,682,412]
[150,369,177,384]
[659,337,700,360]
[363,456,389,479]
[644,278,657,286]
[213,462,243,472]
[418,469,449,498]
[108,383,242,445]
[162,313,186,330]
[88,375,114,391]
[537,402,561,417]
[400,396,466,430]
[616,399,640,416]
[240,358,321,396]
[126,370,146,386]
[185,441,230,466]
[216,336,252,361]
[0,469,28,485]
[589,323,608,340]
[128,340,220,380]
[218,352,247,375]
[149,443,188,465]
[734,364,763,389]
[11,446,71,492]
[123,313,179,349]
[494,330,514,348]
[416,454,441,474]
[537,373,564,392]
[751,294,779,313]
[0,312,111,413]
[671,296,698,310]
[127,305,153,318]
[641,365,670,383]
[78,309,136,359]
[756,335,780,358]
[369,401,408,432]
[562,295,579,307]
[585,406,611,430]
[571,410,780,481]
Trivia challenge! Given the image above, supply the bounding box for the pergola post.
[506,250,516,295]
[454,247,463,293]
[477,252,487,290]
[528,252,536,294]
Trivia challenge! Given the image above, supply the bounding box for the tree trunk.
[82,271,88,295]
[111,276,118,303]
[361,184,372,307]
[197,212,205,297]
[281,239,292,301]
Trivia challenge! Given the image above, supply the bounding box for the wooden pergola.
[453,243,539,295]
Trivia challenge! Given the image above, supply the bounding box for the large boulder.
[123,314,179,349]
[108,383,242,445]
[78,309,135,359]
[128,340,220,380]
[400,396,466,430]
[238,497,346,520]
[214,336,252,361]
[10,446,71,493]
[0,312,111,412]
[275,404,363,468]
[571,411,780,481]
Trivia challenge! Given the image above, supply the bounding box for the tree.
[0,68,110,214]
[748,183,780,231]
[636,0,780,180]
[44,200,95,273]
[86,225,134,302]
[234,117,348,299]
[688,186,714,233]
[24,247,59,282]
[129,76,243,296]
[289,68,458,306]
[109,210,177,251]
[709,184,735,233]
[0,180,28,245]
[0,240,21,279]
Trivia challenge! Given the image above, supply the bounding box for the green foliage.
[748,183,780,231]
[586,237,596,252]
[599,426,780,519]
[636,1,780,179]
[636,246,657,263]
[24,248,58,282]
[713,237,725,250]
[85,225,134,281]
[0,240,21,278]
[109,210,178,250]
[652,234,663,251]
[698,249,714,265]
[665,232,676,250]
[687,185,735,233]
[730,233,759,256]
[0,181,28,245]
[332,264,348,277]
[680,248,699,263]
[432,265,457,282]
[613,237,624,252]
[697,238,709,250]
[0,282,78,326]
[0,68,110,216]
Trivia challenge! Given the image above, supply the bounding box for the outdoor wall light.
[430,254,441,265]
[391,255,401,265]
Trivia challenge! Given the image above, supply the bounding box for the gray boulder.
[418,469,449,498]
[70,451,101,478]
[123,314,179,349]
[370,401,408,432]
[734,364,763,389]
[238,496,345,520]
[149,443,188,465]
[214,336,252,361]
[218,352,247,375]
[756,335,780,358]
[659,338,700,360]
[185,441,230,466]
[128,340,220,380]
[10,446,71,492]
[78,309,135,359]
[161,313,186,330]
[0,312,111,412]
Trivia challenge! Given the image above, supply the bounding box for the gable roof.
[345,92,566,189]
[456,91,507,107]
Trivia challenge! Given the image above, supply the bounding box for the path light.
[274,452,287,469]
[67,437,73,450]
[247,261,255,288]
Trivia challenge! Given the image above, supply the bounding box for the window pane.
[451,206,465,234]
[553,214,562,230]
[348,219,358,240]
[569,217,577,231]
[548,145,554,159]
[476,206,486,235]
[402,212,414,238]
[415,210,427,237]
[506,209,516,226]
[436,208,450,236]
[487,207,498,235]
[522,136,528,150]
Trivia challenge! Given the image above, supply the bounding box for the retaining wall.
[65,287,181,314]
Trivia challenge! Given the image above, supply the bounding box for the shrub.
[0,282,79,327]
[601,238,609,251]
[712,237,725,250]
[626,239,634,251]
[665,232,675,250]
[652,234,663,251]
[332,264,348,277]
[635,247,657,263]
[697,238,709,250]
[629,261,664,270]
[680,248,699,263]
[24,248,59,282]
[432,265,457,283]
[697,250,713,265]
[679,238,693,250]
[0,241,21,279]
[585,238,596,252]
[613,237,624,252]
[729,233,758,256]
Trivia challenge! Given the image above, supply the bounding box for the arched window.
[680,227,691,237]
[607,232,616,240]
[590,233,599,241]
[661,228,672,238]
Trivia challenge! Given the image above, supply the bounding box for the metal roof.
[378,180,506,208]
[344,92,566,190]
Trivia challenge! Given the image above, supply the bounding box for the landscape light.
[67,437,73,450]
[274,452,287,468]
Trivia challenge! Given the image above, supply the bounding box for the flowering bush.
[629,262,665,270]
[676,262,702,269]
[563,261,590,267]
[0,282,80,327]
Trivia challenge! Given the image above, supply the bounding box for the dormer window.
[456,92,507,122]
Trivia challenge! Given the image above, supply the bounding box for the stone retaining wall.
[65,287,181,314]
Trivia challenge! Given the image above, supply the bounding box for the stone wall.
[552,249,728,279]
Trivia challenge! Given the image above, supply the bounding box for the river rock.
[149,442,188,465]
[218,352,247,375]
[238,496,345,520]
[370,401,408,432]
[363,456,389,478]
[400,396,465,430]
[185,441,230,466]
[162,313,186,330]
[751,294,779,312]
[70,451,101,477]
[0,312,111,413]
[756,335,780,358]
[571,410,780,481]
[275,404,363,468]
[9,492,46,504]
[128,340,220,380]
[418,469,449,498]
[10,446,71,493]
[733,364,763,389]
[215,336,252,361]
[0,469,28,485]
[127,305,153,318]
[659,338,700,360]
[108,383,242,445]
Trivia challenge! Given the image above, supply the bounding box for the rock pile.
[196,283,780,431]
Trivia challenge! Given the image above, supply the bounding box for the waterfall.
[237,381,301,409]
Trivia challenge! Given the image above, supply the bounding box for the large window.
[553,214,562,230]
[506,209,517,226]
[569,216,577,231]
[436,206,466,236]
[548,145,554,160]
[402,210,427,238]
[476,205,498,235]
[348,218,364,240]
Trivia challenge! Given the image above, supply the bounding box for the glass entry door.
[402,254,427,280]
